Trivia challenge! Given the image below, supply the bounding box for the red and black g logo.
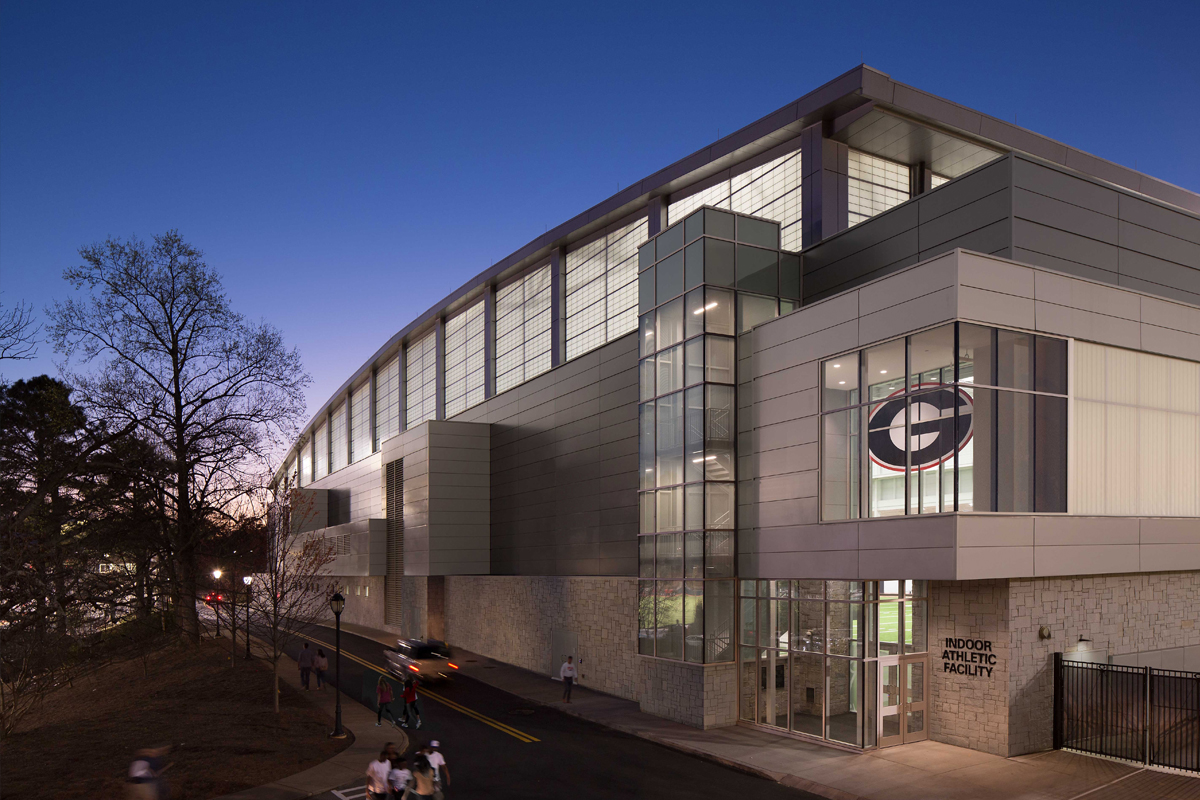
[867,384,973,472]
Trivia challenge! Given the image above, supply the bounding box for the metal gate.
[1054,653,1200,772]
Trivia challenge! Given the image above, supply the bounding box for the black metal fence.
[1054,653,1200,772]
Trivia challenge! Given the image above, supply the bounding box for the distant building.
[274,66,1200,757]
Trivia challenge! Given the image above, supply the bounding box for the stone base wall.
[443,576,641,702]
[330,576,387,631]
[929,579,1011,756]
[401,575,428,640]
[638,659,737,729]
[1007,571,1200,755]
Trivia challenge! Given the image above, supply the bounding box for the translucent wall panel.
[848,150,910,227]
[496,265,552,394]
[930,173,950,188]
[1072,342,1200,516]
[374,355,400,445]
[330,401,347,473]
[668,149,802,251]
[444,300,486,418]
[406,332,437,429]
[300,439,312,485]
[314,420,329,478]
[350,380,371,462]
[565,217,649,360]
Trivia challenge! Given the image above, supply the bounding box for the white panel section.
[444,300,486,418]
[1072,341,1200,516]
[406,332,437,429]
[330,401,348,472]
[565,217,649,360]
[496,265,553,394]
[350,379,371,462]
[667,149,802,251]
[848,150,910,227]
[315,420,329,478]
[374,355,400,444]
[300,438,312,485]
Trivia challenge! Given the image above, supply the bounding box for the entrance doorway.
[879,655,927,746]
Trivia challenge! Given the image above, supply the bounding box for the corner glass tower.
[636,207,801,664]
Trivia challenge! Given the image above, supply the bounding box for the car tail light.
[448,663,458,669]
[408,665,419,672]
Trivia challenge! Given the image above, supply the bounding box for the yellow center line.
[292,631,539,743]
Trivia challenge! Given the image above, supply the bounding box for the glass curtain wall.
[667,148,803,251]
[637,207,801,664]
[444,300,486,417]
[314,420,329,479]
[406,332,437,429]
[738,579,927,747]
[848,150,910,227]
[300,438,312,485]
[821,322,1068,519]
[350,380,371,462]
[375,355,400,446]
[496,265,552,393]
[565,216,648,360]
[330,401,348,473]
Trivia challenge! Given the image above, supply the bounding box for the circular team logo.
[867,383,973,473]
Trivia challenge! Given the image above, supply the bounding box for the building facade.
[276,66,1200,756]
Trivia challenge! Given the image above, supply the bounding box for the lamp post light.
[242,575,253,660]
[212,569,223,636]
[329,591,346,739]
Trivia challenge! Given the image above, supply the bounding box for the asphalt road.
[276,624,819,800]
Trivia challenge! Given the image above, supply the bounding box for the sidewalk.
[321,621,1199,800]
[210,629,408,800]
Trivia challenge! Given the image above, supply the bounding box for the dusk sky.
[3,0,1198,435]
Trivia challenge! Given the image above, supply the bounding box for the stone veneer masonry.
[931,571,1200,757]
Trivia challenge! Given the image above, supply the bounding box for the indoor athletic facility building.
[275,65,1200,757]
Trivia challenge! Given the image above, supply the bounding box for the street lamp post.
[329,591,346,738]
[212,569,223,637]
[242,576,253,660]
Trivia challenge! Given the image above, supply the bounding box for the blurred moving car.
[383,639,459,683]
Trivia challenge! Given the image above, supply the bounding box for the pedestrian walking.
[401,676,423,729]
[408,754,436,800]
[559,655,577,702]
[426,741,450,795]
[297,642,314,690]
[314,648,329,689]
[376,674,398,727]
[388,755,412,799]
[366,749,392,800]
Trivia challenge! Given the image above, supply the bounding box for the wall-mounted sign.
[942,637,996,677]
[868,384,973,472]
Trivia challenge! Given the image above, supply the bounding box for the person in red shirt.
[401,676,423,729]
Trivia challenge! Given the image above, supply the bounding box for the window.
[330,401,347,473]
[496,265,552,394]
[848,150,910,227]
[930,173,950,189]
[375,355,400,445]
[300,438,312,485]
[406,332,437,429]
[1073,343,1199,516]
[314,420,329,478]
[821,323,1068,519]
[669,148,802,251]
[566,216,649,360]
[444,300,486,417]
[350,380,371,462]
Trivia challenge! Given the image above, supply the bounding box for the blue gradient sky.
[3,1,1198,427]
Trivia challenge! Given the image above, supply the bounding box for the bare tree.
[248,486,335,713]
[47,231,310,642]
[0,300,39,362]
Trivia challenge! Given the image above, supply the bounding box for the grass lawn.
[4,635,350,800]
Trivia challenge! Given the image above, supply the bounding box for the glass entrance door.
[878,655,927,746]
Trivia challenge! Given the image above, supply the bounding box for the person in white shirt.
[425,741,450,792]
[388,756,412,798]
[559,656,578,703]
[366,750,391,800]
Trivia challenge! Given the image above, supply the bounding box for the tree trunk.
[273,661,280,714]
[175,546,200,643]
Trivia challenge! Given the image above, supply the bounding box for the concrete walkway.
[276,621,1200,800]
[210,630,408,800]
